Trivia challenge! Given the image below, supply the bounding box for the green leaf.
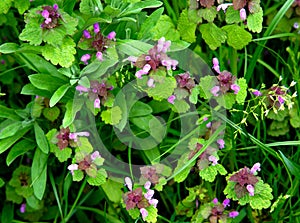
[87,168,107,186]
[72,170,84,181]
[76,137,94,154]
[101,179,123,203]
[0,126,31,155]
[236,78,248,103]
[101,106,122,125]
[199,164,227,182]
[171,99,190,113]
[222,24,252,50]
[0,43,19,53]
[117,39,152,56]
[49,84,71,107]
[0,121,22,139]
[42,37,76,67]
[6,139,36,166]
[0,105,22,120]
[79,0,103,15]
[1,203,13,223]
[199,23,227,50]
[178,9,197,43]
[151,15,180,41]
[0,178,4,187]
[14,0,30,14]
[146,75,177,100]
[31,147,48,200]
[28,74,66,92]
[279,150,300,180]
[198,76,216,99]
[0,0,12,14]
[249,181,273,209]
[6,185,23,204]
[81,58,119,79]
[120,0,162,17]
[216,93,236,109]
[189,87,200,104]
[129,101,153,117]
[198,7,217,23]
[174,152,196,183]
[10,165,33,198]
[145,205,158,223]
[247,7,263,33]
[26,195,44,210]
[138,7,164,39]
[43,107,60,122]
[63,99,84,128]
[225,6,242,24]
[34,122,49,154]
[128,208,140,220]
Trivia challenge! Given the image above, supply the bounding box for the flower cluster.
[129,37,178,79]
[211,58,240,96]
[79,23,116,65]
[123,178,158,221]
[67,151,104,178]
[229,163,261,198]
[56,127,90,150]
[208,198,239,222]
[38,4,61,29]
[76,80,113,108]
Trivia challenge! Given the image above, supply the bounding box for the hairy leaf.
[178,9,197,42]
[199,23,227,50]
[222,24,252,50]
[247,7,263,33]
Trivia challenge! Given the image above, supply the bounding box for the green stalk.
[230,48,238,76]
[245,0,294,82]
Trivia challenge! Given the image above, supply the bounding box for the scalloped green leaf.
[101,179,123,203]
[151,15,180,41]
[225,6,242,24]
[72,169,84,181]
[247,7,263,33]
[145,205,158,223]
[236,78,248,104]
[0,0,12,14]
[43,107,60,122]
[174,152,196,183]
[178,9,197,43]
[6,185,23,204]
[14,0,30,14]
[128,208,140,219]
[101,106,122,125]
[199,164,227,182]
[216,93,236,109]
[199,76,216,99]
[171,99,190,113]
[198,7,217,23]
[222,24,252,50]
[87,168,107,186]
[249,180,273,209]
[42,37,76,67]
[146,76,177,101]
[199,23,227,50]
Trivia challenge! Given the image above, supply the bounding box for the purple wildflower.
[20,203,26,213]
[67,164,78,175]
[93,23,100,33]
[144,181,151,190]
[230,84,240,94]
[252,90,262,96]
[217,71,237,94]
[240,8,247,21]
[222,198,230,208]
[96,51,103,61]
[212,58,221,74]
[83,30,92,39]
[208,155,218,166]
[140,166,160,185]
[69,131,90,142]
[229,211,239,218]
[81,54,91,65]
[278,96,285,104]
[91,151,101,160]
[94,98,101,108]
[53,4,58,10]
[76,85,89,94]
[246,184,255,196]
[123,187,149,210]
[217,139,225,149]
[294,22,299,29]
[217,3,233,12]
[147,78,155,88]
[140,208,148,221]
[175,72,196,94]
[168,95,176,104]
[144,189,155,200]
[149,198,158,208]
[211,86,220,96]
[107,31,116,40]
[39,5,61,29]
[212,198,218,204]
[125,177,133,191]
[250,163,261,174]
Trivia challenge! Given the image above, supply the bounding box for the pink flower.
[107,31,116,40]
[253,90,262,96]
[76,85,89,94]
[20,203,26,213]
[230,84,240,94]
[167,95,176,104]
[278,96,285,104]
[93,23,100,33]
[217,139,225,149]
[144,181,151,190]
[222,198,230,208]
[53,4,58,10]
[240,8,247,21]
[229,211,239,218]
[91,151,101,160]
[81,54,91,65]
[149,198,158,208]
[246,184,255,196]
[68,164,78,175]
[94,98,101,108]
[147,78,155,88]
[208,155,218,166]
[211,86,220,96]
[217,3,233,12]
[212,198,218,204]
[144,189,154,200]
[140,208,148,221]
[212,58,221,74]
[83,30,92,39]
[125,177,133,191]
[250,163,261,174]
[69,131,90,142]
[96,51,103,61]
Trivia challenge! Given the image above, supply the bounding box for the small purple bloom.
[206,122,212,128]
[217,139,225,149]
[253,90,262,96]
[69,131,90,142]
[96,51,103,61]
[144,189,154,200]
[144,181,151,190]
[93,23,100,33]
[229,211,239,218]
[53,4,58,10]
[41,9,49,18]
[94,98,101,108]
[140,208,148,221]
[81,54,91,65]
[211,86,220,96]
[217,3,233,12]
[168,95,176,104]
[231,84,240,94]
[212,198,218,204]
[208,155,218,166]
[125,177,133,191]
[294,22,299,29]
[246,184,255,196]
[149,198,158,208]
[240,8,247,21]
[68,164,78,175]
[91,151,101,160]
[250,163,261,174]
[107,31,116,40]
[212,57,221,74]
[222,198,230,208]
[147,78,155,88]
[76,85,89,94]
[278,96,285,104]
[20,203,26,213]
[1,59,5,64]
[162,59,178,70]
[142,64,151,74]
[127,56,137,63]
[83,30,92,39]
